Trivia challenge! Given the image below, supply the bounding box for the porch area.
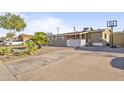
[64,32,89,47]
[64,32,104,47]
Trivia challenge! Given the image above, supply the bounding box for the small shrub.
[17,51,27,56]
[0,47,13,56]
[32,32,49,49]
[23,41,38,55]
[0,47,4,55]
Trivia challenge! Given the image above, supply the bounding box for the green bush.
[0,47,4,55]
[17,51,27,56]
[32,32,49,49]
[0,47,13,56]
[0,41,38,56]
[14,41,38,56]
[23,41,38,55]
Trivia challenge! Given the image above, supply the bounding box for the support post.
[111,27,113,47]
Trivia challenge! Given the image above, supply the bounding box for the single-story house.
[48,28,112,47]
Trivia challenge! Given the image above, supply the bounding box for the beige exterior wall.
[102,28,112,46]
[88,32,102,42]
[113,32,124,47]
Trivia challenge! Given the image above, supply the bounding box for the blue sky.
[0,12,124,37]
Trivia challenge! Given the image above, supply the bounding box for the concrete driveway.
[0,47,124,80]
[0,61,17,80]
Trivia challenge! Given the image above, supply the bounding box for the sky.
[0,12,124,37]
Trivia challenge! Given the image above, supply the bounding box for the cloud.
[23,16,73,35]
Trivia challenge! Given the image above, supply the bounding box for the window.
[104,34,107,39]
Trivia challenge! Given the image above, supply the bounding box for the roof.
[50,28,105,36]
[18,34,33,37]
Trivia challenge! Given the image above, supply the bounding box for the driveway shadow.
[111,57,124,70]
[75,47,124,54]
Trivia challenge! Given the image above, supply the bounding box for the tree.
[32,32,49,49]
[0,13,26,32]
[0,13,26,45]
[6,32,15,45]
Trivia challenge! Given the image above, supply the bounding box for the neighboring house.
[48,28,112,47]
[18,34,33,41]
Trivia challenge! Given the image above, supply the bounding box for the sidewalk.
[0,61,17,81]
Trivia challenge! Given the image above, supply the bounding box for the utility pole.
[73,26,76,32]
[111,27,113,47]
[107,20,117,48]
[57,27,59,35]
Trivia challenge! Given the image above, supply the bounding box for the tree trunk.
[36,43,42,49]
[8,29,15,46]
